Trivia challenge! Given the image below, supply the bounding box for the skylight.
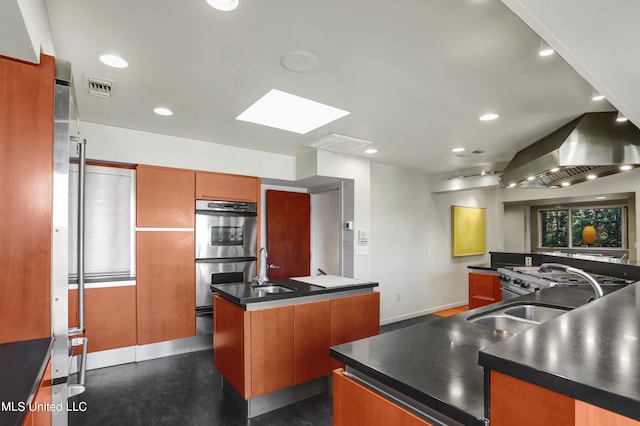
[236,89,350,134]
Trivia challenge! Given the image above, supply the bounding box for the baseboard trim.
[379,300,467,325]
[70,334,214,372]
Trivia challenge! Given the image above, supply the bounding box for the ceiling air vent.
[84,75,115,99]
[305,133,372,153]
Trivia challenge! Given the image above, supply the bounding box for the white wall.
[311,190,341,276]
[81,122,296,181]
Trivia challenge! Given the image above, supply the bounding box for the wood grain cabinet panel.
[333,369,433,426]
[136,165,195,228]
[468,272,501,309]
[68,286,137,352]
[250,305,294,396]
[136,231,195,345]
[330,292,380,370]
[575,400,640,425]
[293,300,331,384]
[491,371,640,426]
[213,296,251,397]
[0,54,55,344]
[195,172,259,202]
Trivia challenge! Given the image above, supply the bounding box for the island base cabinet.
[490,371,640,425]
[333,369,433,426]
[250,306,294,396]
[468,272,501,309]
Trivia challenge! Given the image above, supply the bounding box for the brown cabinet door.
[469,272,501,309]
[136,231,195,344]
[250,305,294,397]
[293,300,331,384]
[69,286,137,352]
[333,369,434,426]
[195,172,259,202]
[137,165,195,228]
[213,296,251,397]
[0,54,55,344]
[330,292,380,346]
[330,292,380,369]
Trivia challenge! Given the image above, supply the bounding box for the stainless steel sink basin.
[471,315,538,334]
[253,285,295,295]
[503,305,568,322]
[468,303,571,335]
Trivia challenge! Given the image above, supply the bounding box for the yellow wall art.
[451,205,486,257]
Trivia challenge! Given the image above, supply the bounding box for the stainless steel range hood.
[500,112,640,188]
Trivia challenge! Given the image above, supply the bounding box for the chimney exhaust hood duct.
[500,112,640,188]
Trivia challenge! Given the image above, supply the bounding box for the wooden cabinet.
[213,296,251,396]
[330,292,380,369]
[490,371,640,426]
[250,306,294,395]
[137,165,195,228]
[0,54,55,344]
[136,231,195,344]
[214,292,378,399]
[68,286,137,352]
[333,368,433,426]
[293,300,331,384]
[195,171,259,202]
[468,272,501,309]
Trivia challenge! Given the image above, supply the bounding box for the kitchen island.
[330,284,639,425]
[211,276,379,418]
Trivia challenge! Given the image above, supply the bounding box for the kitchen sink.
[468,303,571,335]
[471,315,538,334]
[503,305,568,323]
[252,284,295,295]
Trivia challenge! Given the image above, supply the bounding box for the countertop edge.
[330,348,486,426]
[478,348,640,422]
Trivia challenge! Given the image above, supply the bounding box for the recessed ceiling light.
[561,182,570,187]
[99,54,128,69]
[587,174,597,180]
[364,148,378,154]
[591,90,605,101]
[616,112,628,122]
[550,167,560,173]
[153,107,173,116]
[507,183,517,188]
[206,0,239,11]
[527,176,535,181]
[479,113,499,121]
[620,165,633,171]
[596,196,607,200]
[451,147,466,153]
[236,89,350,134]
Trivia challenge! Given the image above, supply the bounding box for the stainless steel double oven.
[195,200,257,334]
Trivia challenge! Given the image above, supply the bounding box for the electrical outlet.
[396,293,400,302]
[525,256,532,266]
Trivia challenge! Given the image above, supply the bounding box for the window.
[69,164,136,281]
[538,205,626,249]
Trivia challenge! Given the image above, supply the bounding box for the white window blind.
[69,164,136,280]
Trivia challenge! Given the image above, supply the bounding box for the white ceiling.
[40,1,619,175]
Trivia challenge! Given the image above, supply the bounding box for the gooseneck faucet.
[539,263,604,300]
[255,247,269,285]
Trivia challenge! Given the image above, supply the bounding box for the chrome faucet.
[539,263,604,300]
[254,247,269,285]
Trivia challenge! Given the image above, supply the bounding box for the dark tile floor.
[69,314,440,426]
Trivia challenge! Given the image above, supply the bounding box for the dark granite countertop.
[211,278,378,307]
[0,338,53,426]
[330,286,615,425]
[479,282,640,422]
[467,263,495,271]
